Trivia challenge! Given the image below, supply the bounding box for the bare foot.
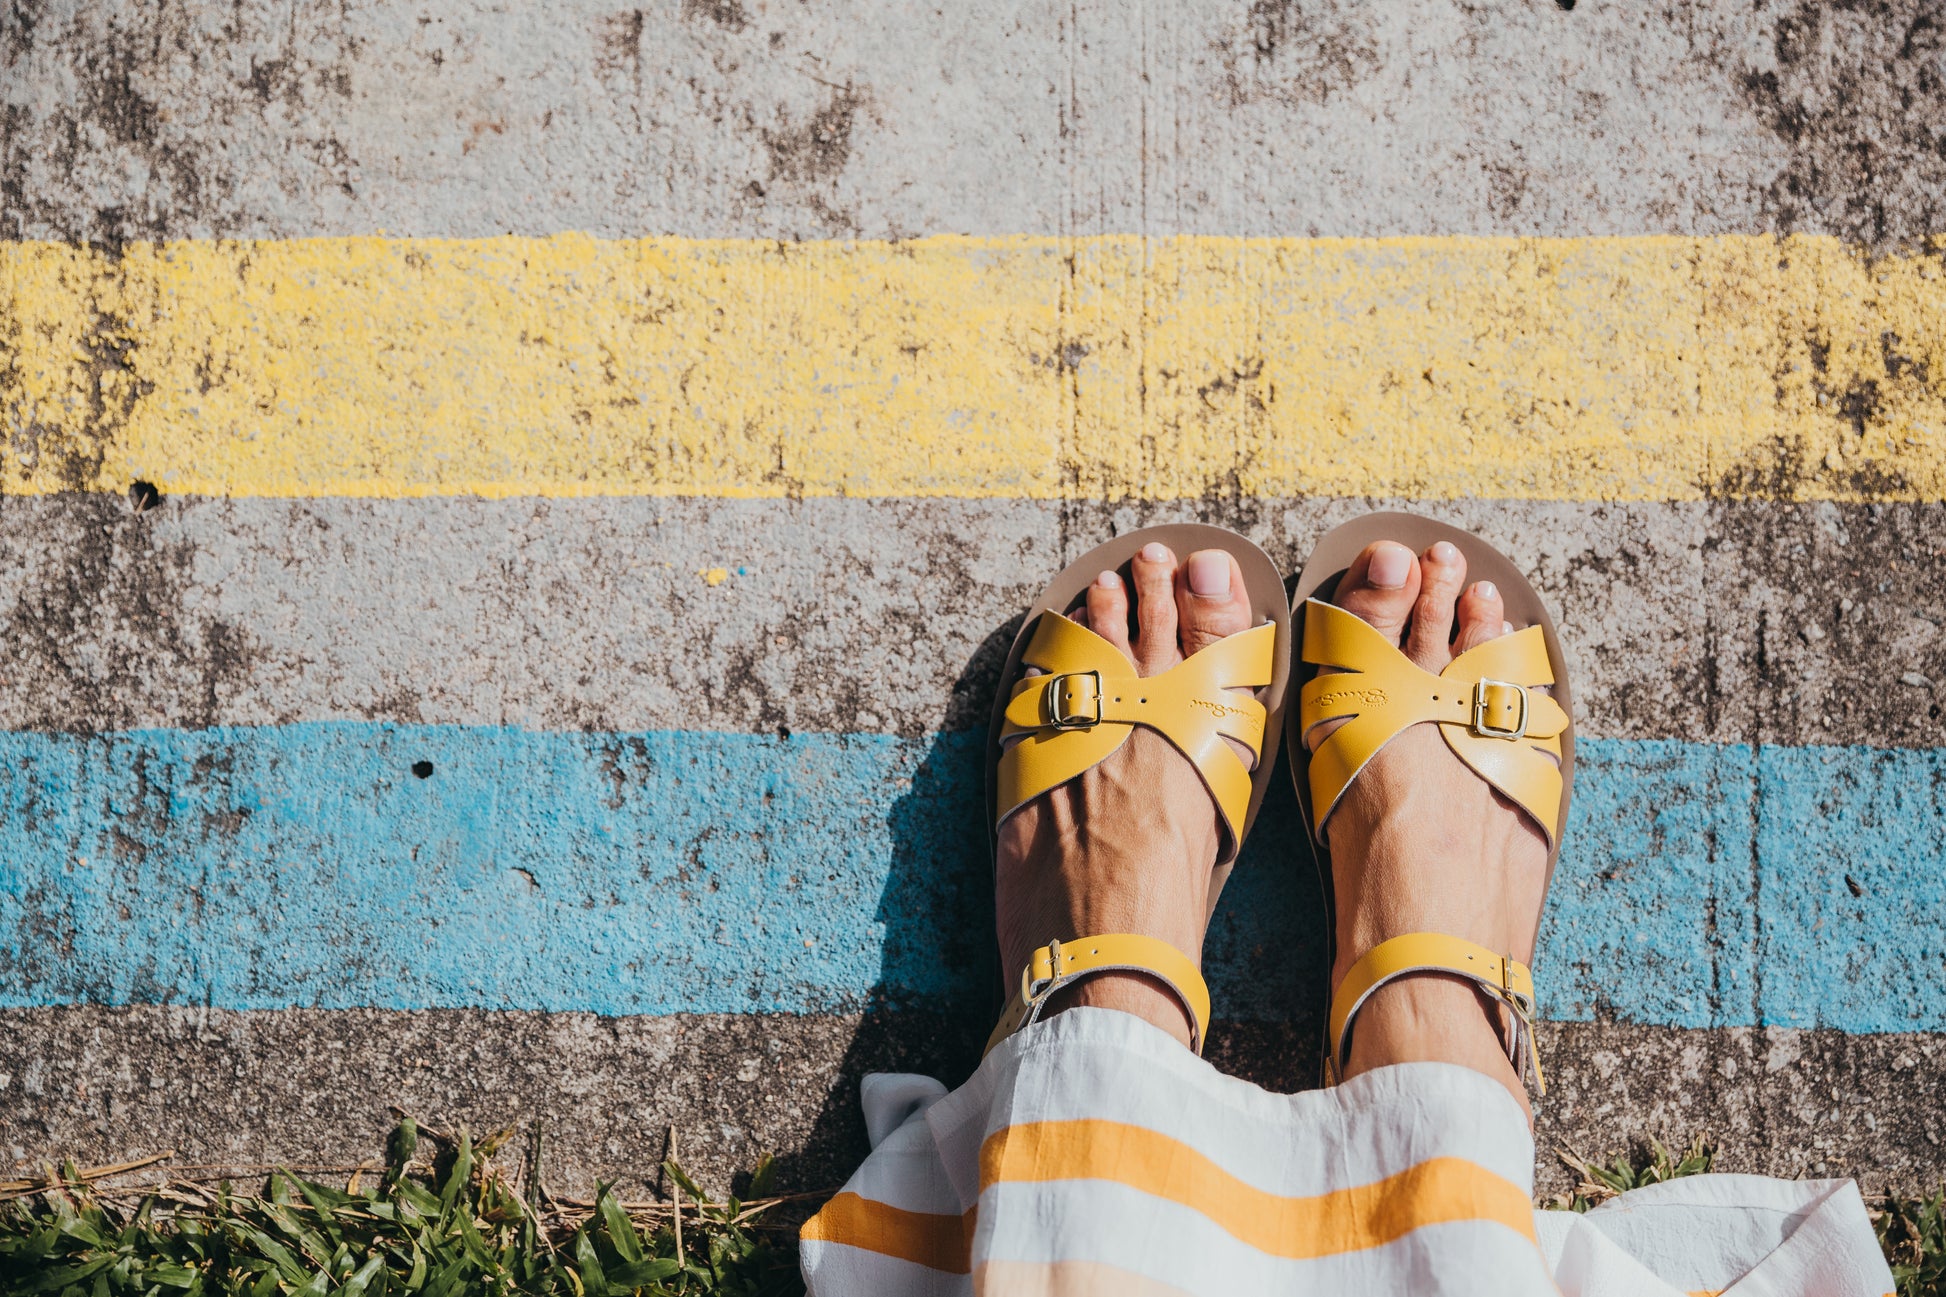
[1307,539,1550,1117]
[995,542,1256,1048]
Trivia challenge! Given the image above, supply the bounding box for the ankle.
[1043,971,1198,1050]
[1339,973,1532,1124]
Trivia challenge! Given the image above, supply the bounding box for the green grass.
[1877,1189,1946,1297]
[1545,1131,1721,1212]
[0,1118,807,1297]
[4,1123,1941,1296]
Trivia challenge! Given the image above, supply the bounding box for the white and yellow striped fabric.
[800,1009,1895,1296]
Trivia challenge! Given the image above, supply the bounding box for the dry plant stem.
[0,1150,177,1199]
[3,1139,831,1237]
[669,1124,684,1268]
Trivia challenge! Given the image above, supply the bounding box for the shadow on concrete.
[752,615,1014,1197]
[756,601,1333,1197]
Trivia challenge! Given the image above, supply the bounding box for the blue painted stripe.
[1,725,1940,1031]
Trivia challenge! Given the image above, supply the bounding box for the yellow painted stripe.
[979,1119,1539,1258]
[3,235,1942,501]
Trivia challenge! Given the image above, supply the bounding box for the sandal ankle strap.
[985,934,1211,1057]
[1328,933,1546,1095]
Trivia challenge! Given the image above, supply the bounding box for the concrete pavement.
[4,0,1943,1200]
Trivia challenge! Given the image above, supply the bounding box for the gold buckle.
[1044,671,1103,730]
[1470,678,1529,739]
[1018,939,1065,1007]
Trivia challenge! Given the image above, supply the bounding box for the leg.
[995,542,1255,1047]
[807,536,1560,1296]
[1310,538,1549,1118]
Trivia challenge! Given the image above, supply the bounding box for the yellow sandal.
[982,524,1293,1057]
[1286,513,1576,1092]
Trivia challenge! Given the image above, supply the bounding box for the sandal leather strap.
[1299,599,1571,848]
[1328,933,1546,1095]
[997,613,1276,864]
[985,933,1212,1057]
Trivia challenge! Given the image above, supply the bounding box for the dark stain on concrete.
[1706,499,1946,748]
[0,0,40,62]
[0,494,262,732]
[762,84,865,185]
[0,1,1941,249]
[594,9,646,83]
[1195,356,1266,408]
[1,4,362,242]
[1484,150,1534,224]
[1709,431,1913,503]
[78,28,163,150]
[0,9,209,243]
[680,0,750,33]
[598,737,654,811]
[247,56,295,106]
[1538,1020,1946,1195]
[2,263,152,493]
[1217,0,1380,108]
[1733,0,1946,249]
[1880,330,1930,388]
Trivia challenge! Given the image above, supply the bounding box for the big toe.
[1307,541,1421,755]
[1330,541,1422,645]
[1175,549,1253,657]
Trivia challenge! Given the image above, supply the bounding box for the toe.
[1453,580,1507,656]
[1130,541,1184,676]
[1330,541,1422,645]
[1175,549,1252,657]
[1084,570,1135,662]
[1405,541,1467,669]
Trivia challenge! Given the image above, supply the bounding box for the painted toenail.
[1095,570,1123,589]
[1502,620,1515,636]
[1431,541,1461,564]
[1140,542,1169,563]
[1475,580,1498,601]
[1187,552,1231,598]
[1368,544,1413,589]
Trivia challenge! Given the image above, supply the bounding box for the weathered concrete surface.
[3,0,1943,1204]
[3,1008,1941,1199]
[1533,1022,1946,1195]
[4,1,1943,245]
[4,497,1939,746]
